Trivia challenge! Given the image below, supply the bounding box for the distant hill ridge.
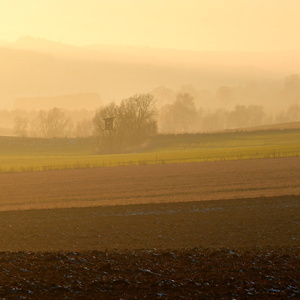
[13,93,101,110]
[1,36,300,103]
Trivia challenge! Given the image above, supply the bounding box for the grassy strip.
[0,146,299,173]
[0,129,300,173]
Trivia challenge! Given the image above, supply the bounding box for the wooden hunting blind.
[104,117,114,130]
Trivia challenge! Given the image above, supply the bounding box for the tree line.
[8,94,300,137]
[11,94,157,153]
[2,73,299,152]
[12,108,94,138]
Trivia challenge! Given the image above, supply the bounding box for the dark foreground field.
[0,247,299,299]
[0,195,299,299]
[0,157,299,298]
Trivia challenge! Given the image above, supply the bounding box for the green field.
[0,129,300,173]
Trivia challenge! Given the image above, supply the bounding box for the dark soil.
[0,248,299,299]
[0,196,299,299]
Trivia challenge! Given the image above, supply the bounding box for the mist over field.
[1,0,300,135]
[1,1,300,298]
[1,36,300,108]
[0,36,300,137]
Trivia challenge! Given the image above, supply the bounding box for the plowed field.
[1,157,300,211]
[0,157,299,298]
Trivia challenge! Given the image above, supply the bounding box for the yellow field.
[0,129,300,173]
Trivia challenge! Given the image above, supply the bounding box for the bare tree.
[159,93,198,133]
[93,94,157,153]
[227,105,266,129]
[14,116,29,137]
[30,108,73,138]
[118,94,157,145]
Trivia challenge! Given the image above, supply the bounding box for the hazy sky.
[0,0,300,51]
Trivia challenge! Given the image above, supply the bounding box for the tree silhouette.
[93,94,157,153]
